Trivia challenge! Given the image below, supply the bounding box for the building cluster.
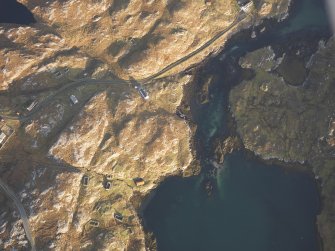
[88,212,124,229]
[82,175,146,228]
[81,175,145,189]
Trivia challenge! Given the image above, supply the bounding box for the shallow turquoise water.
[144,152,320,251]
[281,0,330,34]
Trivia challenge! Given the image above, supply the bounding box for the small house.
[205,0,213,6]
[89,219,99,227]
[82,175,89,186]
[237,0,254,12]
[0,132,7,145]
[104,181,112,190]
[70,95,79,105]
[135,85,149,100]
[176,110,186,120]
[114,213,123,222]
[26,100,38,112]
[54,71,62,78]
[139,88,149,100]
[133,177,145,186]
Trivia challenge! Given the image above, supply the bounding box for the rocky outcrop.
[49,76,193,185]
[213,136,241,164]
[20,0,240,78]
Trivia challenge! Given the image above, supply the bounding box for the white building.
[139,88,149,100]
[241,1,254,13]
[0,132,7,145]
[70,95,79,105]
[27,100,38,111]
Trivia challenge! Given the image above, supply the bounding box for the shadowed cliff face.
[0,0,35,25]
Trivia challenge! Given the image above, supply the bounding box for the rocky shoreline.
[147,1,334,249]
[134,1,335,249]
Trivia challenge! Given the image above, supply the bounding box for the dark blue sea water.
[0,0,35,25]
[143,0,331,250]
[144,152,320,251]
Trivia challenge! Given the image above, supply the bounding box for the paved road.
[0,77,129,121]
[139,11,246,82]
[0,11,246,122]
[0,178,36,251]
[1,78,129,122]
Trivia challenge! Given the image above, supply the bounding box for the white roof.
[0,132,7,144]
[27,100,38,111]
[70,95,79,104]
[241,1,254,12]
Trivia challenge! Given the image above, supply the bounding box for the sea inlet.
[143,0,331,250]
[144,152,320,251]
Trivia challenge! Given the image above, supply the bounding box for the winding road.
[0,11,247,122]
[0,178,36,251]
[139,11,246,82]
